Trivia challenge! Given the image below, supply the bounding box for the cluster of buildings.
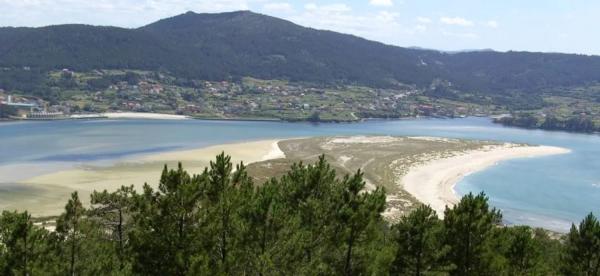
[0,94,67,119]
[1,68,487,121]
[194,80,427,119]
[1,94,37,111]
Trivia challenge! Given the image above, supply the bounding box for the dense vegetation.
[2,11,600,92]
[495,113,599,133]
[2,11,600,128]
[1,154,598,275]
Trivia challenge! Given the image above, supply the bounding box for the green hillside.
[2,11,600,91]
[1,11,600,131]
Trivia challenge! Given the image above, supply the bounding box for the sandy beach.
[14,139,284,216]
[401,144,571,217]
[102,112,190,120]
[5,135,572,220]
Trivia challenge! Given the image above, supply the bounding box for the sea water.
[1,117,598,232]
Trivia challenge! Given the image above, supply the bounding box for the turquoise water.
[1,117,599,231]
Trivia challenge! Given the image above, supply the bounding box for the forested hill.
[138,11,436,86]
[2,10,600,92]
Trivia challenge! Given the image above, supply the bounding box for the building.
[26,111,66,120]
[0,95,38,113]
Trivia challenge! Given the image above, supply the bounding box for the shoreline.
[11,139,284,216]
[2,135,573,222]
[101,112,189,120]
[2,114,600,136]
[401,144,571,217]
[3,111,448,124]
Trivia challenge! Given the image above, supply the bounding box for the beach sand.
[401,144,571,217]
[6,135,571,220]
[14,140,283,216]
[102,112,190,120]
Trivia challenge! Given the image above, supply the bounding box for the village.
[0,69,489,122]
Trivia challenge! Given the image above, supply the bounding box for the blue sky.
[1,0,598,55]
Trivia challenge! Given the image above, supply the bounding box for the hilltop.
[2,11,600,91]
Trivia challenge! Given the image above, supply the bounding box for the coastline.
[3,135,573,222]
[401,144,571,217]
[0,113,509,125]
[12,139,284,216]
[101,112,190,120]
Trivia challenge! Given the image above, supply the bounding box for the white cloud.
[376,11,400,23]
[417,17,432,24]
[486,20,499,28]
[286,3,422,46]
[369,0,394,7]
[294,3,365,34]
[0,0,252,27]
[263,2,294,13]
[442,31,478,39]
[304,3,351,13]
[440,16,473,27]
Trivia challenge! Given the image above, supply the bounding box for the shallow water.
[1,117,598,231]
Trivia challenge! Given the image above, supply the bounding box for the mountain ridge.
[1,10,600,93]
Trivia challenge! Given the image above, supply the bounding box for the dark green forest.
[2,11,600,92]
[1,154,599,275]
[495,113,599,133]
[3,11,600,131]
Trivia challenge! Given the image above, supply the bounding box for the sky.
[1,0,599,55]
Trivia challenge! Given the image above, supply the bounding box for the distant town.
[0,69,495,122]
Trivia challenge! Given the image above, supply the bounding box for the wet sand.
[12,140,283,216]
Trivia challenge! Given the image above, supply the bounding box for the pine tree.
[530,228,563,274]
[240,178,283,274]
[562,213,600,275]
[4,153,600,275]
[275,156,338,274]
[334,170,386,275]
[56,192,85,276]
[503,226,542,275]
[129,163,204,276]
[202,153,255,274]
[442,192,502,276]
[0,211,37,275]
[391,204,442,275]
[89,185,136,270]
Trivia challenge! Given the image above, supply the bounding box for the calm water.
[1,117,599,231]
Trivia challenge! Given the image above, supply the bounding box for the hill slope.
[139,11,436,86]
[1,10,600,93]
